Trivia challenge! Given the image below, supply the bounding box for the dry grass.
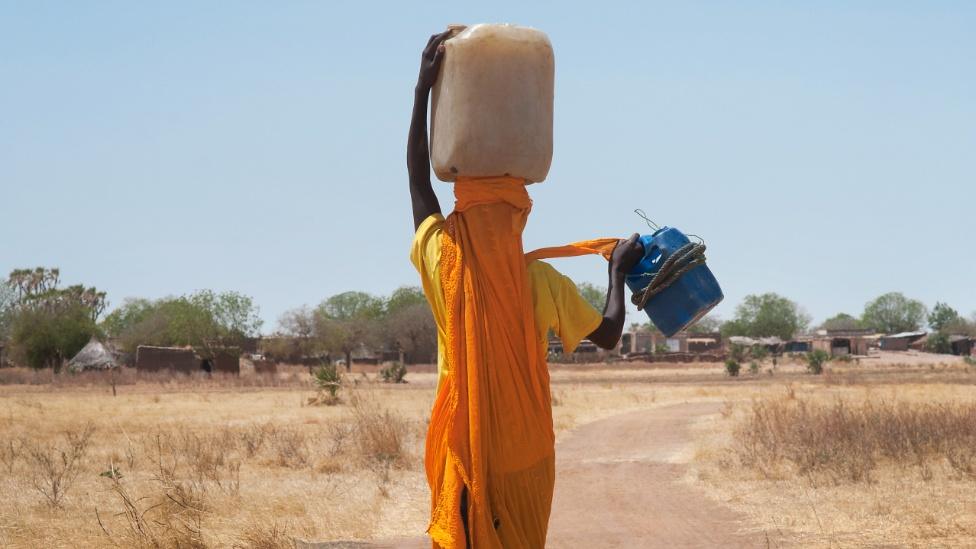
[733,397,976,483]
[694,381,976,547]
[1,355,974,547]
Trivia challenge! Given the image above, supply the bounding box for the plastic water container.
[625,227,724,337]
[431,24,554,184]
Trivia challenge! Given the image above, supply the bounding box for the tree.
[576,282,606,312]
[928,302,960,332]
[8,268,106,323]
[0,281,16,343]
[387,302,437,364]
[686,314,721,334]
[945,314,976,337]
[383,287,436,364]
[100,290,262,357]
[10,303,98,370]
[5,268,107,370]
[720,293,810,340]
[101,298,155,340]
[386,286,428,314]
[821,313,863,331]
[272,306,320,362]
[861,292,927,334]
[316,291,384,372]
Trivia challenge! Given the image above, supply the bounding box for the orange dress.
[410,177,618,548]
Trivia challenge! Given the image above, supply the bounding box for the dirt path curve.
[305,402,786,549]
[547,401,782,548]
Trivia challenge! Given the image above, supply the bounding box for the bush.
[749,361,760,375]
[806,350,829,375]
[925,332,951,354]
[26,423,95,507]
[728,343,748,363]
[964,356,976,366]
[749,345,769,362]
[725,359,741,377]
[733,397,976,483]
[380,362,407,384]
[313,363,341,398]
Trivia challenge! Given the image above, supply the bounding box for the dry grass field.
[0,352,974,548]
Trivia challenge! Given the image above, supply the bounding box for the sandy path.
[304,402,786,548]
[547,402,784,548]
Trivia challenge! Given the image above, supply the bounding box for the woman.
[408,30,642,549]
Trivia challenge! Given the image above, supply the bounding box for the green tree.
[686,314,722,334]
[101,291,262,357]
[10,303,99,370]
[924,332,951,354]
[100,298,155,340]
[720,293,810,340]
[861,292,927,334]
[576,282,606,312]
[386,286,427,314]
[821,312,863,331]
[928,302,960,332]
[5,268,107,370]
[0,281,16,343]
[316,291,384,372]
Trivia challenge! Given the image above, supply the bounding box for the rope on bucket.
[631,242,708,311]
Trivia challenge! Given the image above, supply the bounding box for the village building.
[687,332,722,353]
[879,331,927,351]
[812,329,873,357]
[949,335,973,356]
[135,345,241,375]
[66,338,118,372]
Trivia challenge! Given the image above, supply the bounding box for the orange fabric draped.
[426,177,619,549]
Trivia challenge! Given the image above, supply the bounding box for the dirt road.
[305,402,788,548]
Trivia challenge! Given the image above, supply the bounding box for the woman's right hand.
[611,233,644,275]
[416,30,452,93]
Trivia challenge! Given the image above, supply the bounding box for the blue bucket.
[624,227,723,337]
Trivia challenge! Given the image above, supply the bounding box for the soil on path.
[303,402,791,548]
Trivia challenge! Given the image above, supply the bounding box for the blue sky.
[2,1,973,332]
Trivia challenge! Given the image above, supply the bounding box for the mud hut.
[66,338,118,372]
[135,346,202,374]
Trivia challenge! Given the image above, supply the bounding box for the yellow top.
[410,213,602,390]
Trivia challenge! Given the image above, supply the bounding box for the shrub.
[725,359,741,377]
[311,362,342,405]
[749,345,769,362]
[805,350,830,375]
[925,332,951,354]
[964,355,976,366]
[749,361,760,375]
[25,423,94,507]
[380,362,408,384]
[728,343,748,363]
[733,397,976,483]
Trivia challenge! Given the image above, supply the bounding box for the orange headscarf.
[425,177,618,548]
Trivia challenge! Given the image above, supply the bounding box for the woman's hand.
[416,30,452,93]
[610,233,644,276]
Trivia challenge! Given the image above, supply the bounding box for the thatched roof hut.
[67,338,118,372]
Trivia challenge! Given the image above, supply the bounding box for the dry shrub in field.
[1,437,22,473]
[265,425,309,468]
[351,395,410,469]
[234,521,293,549]
[734,397,976,484]
[24,423,94,507]
[148,427,242,494]
[97,473,208,549]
